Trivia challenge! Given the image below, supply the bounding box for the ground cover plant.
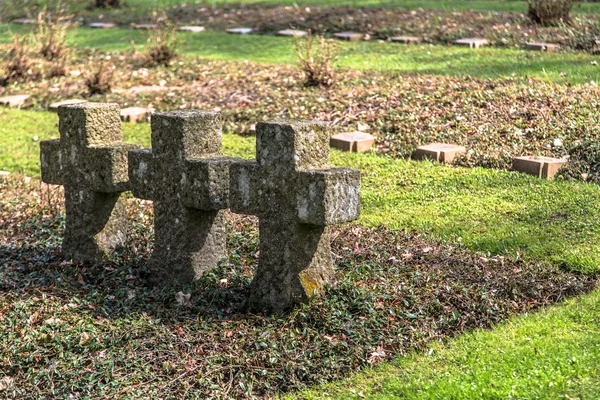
[0,174,597,398]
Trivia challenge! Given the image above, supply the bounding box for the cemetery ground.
[2,3,600,399]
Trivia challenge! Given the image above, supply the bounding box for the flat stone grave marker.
[526,43,560,52]
[333,32,363,41]
[391,36,422,44]
[49,99,87,112]
[414,143,466,164]
[455,38,488,48]
[128,110,238,284]
[227,27,253,35]
[512,156,567,179]
[134,24,159,30]
[278,29,308,37]
[330,131,376,152]
[178,26,206,32]
[12,18,36,24]
[89,22,115,29]
[0,94,30,108]
[39,102,140,262]
[120,107,149,123]
[230,120,361,313]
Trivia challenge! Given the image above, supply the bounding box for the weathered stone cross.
[40,103,140,262]
[230,120,361,313]
[128,110,236,284]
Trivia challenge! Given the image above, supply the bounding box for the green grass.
[292,288,600,399]
[3,108,600,274]
[1,25,599,84]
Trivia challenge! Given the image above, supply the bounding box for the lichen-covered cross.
[230,120,361,313]
[39,103,140,262]
[128,110,238,284]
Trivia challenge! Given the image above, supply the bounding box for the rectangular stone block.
[229,161,264,216]
[391,36,422,44]
[89,22,116,29]
[455,38,488,48]
[512,156,567,179]
[333,32,363,41]
[59,103,122,147]
[40,139,64,185]
[128,148,154,200]
[414,143,466,164]
[526,43,560,52]
[178,26,206,32]
[134,24,158,30]
[330,132,375,152]
[296,168,361,225]
[0,94,30,108]
[84,144,140,192]
[49,99,87,112]
[182,157,238,210]
[278,29,308,37]
[120,107,148,123]
[227,27,253,34]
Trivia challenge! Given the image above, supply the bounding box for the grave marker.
[512,156,567,179]
[49,99,87,112]
[391,36,422,44]
[333,32,363,41]
[330,131,376,152]
[526,43,560,52]
[230,120,361,313]
[89,22,115,29]
[39,103,140,262]
[128,110,238,284]
[178,26,206,32]
[120,107,149,123]
[455,38,488,48]
[0,94,30,108]
[414,143,466,164]
[227,27,253,35]
[278,29,308,37]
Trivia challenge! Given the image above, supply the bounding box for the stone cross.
[39,103,140,262]
[128,110,237,284]
[230,120,361,313]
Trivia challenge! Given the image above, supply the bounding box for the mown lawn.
[293,287,600,399]
[3,108,600,275]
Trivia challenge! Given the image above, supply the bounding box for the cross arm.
[83,144,141,193]
[128,148,155,200]
[181,156,242,211]
[229,160,264,216]
[295,168,361,226]
[40,139,65,185]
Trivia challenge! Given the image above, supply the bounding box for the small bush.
[1,35,35,85]
[33,2,73,61]
[528,0,578,25]
[95,0,119,7]
[295,35,337,88]
[83,61,113,95]
[48,59,68,78]
[134,14,178,67]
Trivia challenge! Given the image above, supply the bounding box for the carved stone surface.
[128,110,237,284]
[230,120,361,313]
[39,102,140,262]
[413,143,467,164]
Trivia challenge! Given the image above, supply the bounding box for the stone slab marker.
[414,143,466,164]
[512,155,567,179]
[39,103,140,261]
[230,120,361,313]
[128,110,236,284]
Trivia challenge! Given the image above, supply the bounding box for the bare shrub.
[32,1,74,61]
[528,0,578,25]
[133,14,178,67]
[83,61,113,95]
[48,58,68,78]
[295,35,337,88]
[1,35,36,85]
[95,0,120,7]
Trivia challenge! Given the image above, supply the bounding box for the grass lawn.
[3,108,600,275]
[1,25,600,84]
[292,287,600,399]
